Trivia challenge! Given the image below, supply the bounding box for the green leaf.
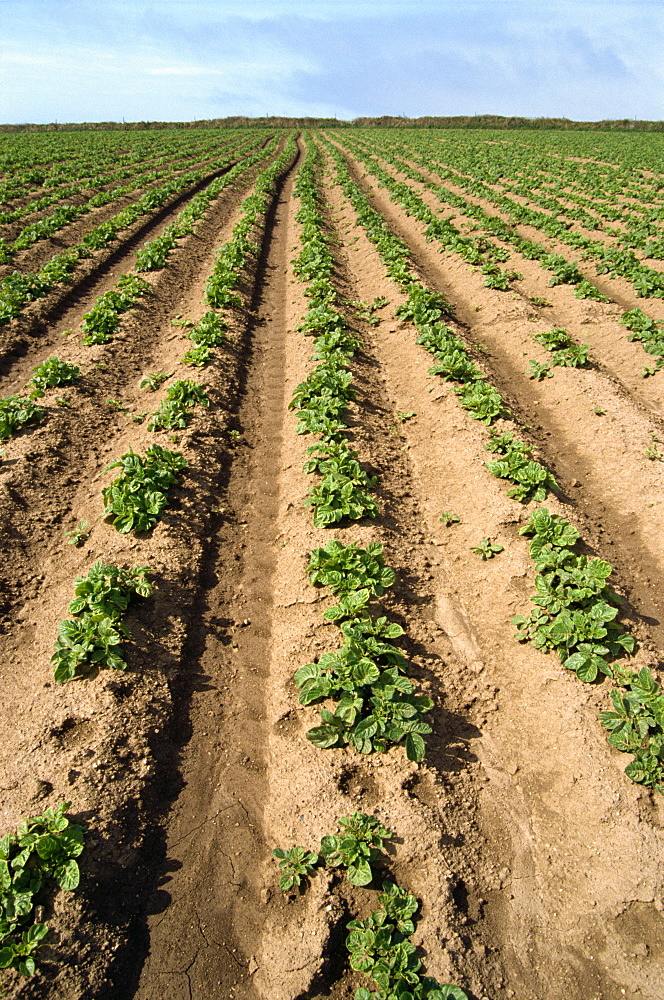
[347,858,373,886]
[405,732,426,762]
[54,859,79,891]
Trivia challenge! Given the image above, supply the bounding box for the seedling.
[106,399,127,412]
[140,371,174,392]
[182,345,211,367]
[102,445,187,533]
[64,520,90,547]
[471,538,504,559]
[319,812,392,886]
[0,395,46,439]
[439,512,460,526]
[148,379,209,432]
[395,410,415,422]
[528,360,553,381]
[529,296,553,307]
[28,356,80,397]
[642,359,664,378]
[593,406,605,416]
[272,846,318,891]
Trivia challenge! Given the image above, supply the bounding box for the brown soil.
[0,131,662,1000]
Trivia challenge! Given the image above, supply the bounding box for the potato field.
[0,125,663,1000]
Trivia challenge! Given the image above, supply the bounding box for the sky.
[0,0,663,124]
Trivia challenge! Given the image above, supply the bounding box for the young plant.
[471,538,504,560]
[0,395,46,440]
[51,561,151,682]
[28,356,79,397]
[528,360,553,381]
[307,540,395,604]
[182,345,211,367]
[140,371,174,392]
[348,881,469,1000]
[319,812,392,886]
[485,432,557,503]
[439,512,460,526]
[147,379,209,432]
[0,802,84,977]
[272,846,319,891]
[64,519,90,547]
[102,445,187,533]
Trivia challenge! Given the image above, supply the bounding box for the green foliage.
[0,395,46,440]
[51,561,151,682]
[320,813,393,886]
[64,519,90,547]
[455,379,505,423]
[81,274,151,345]
[529,297,553,307]
[528,359,553,381]
[485,432,557,503]
[182,345,212,367]
[272,846,319,891]
[290,142,378,529]
[533,327,570,350]
[102,444,187,533]
[140,371,173,392]
[439,512,460,526]
[307,540,395,613]
[348,882,468,1000]
[189,310,228,347]
[0,802,84,976]
[471,538,503,560]
[28,356,79,397]
[147,379,209,432]
[515,507,664,790]
[621,308,664,359]
[298,541,431,761]
[273,803,468,999]
[574,279,609,301]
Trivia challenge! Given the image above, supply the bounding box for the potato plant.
[515,508,663,791]
[295,541,432,762]
[273,813,468,1000]
[51,561,152,682]
[0,803,84,977]
[102,444,187,533]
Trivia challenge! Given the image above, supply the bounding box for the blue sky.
[1,0,662,123]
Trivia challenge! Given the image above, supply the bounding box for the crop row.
[0,135,297,980]
[0,134,264,265]
[358,132,664,300]
[317,134,664,793]
[278,136,471,1000]
[337,134,664,369]
[0,140,281,451]
[0,136,271,327]
[0,129,259,209]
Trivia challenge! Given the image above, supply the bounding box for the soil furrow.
[132,146,302,1000]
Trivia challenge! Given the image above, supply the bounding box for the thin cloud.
[146,66,222,77]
